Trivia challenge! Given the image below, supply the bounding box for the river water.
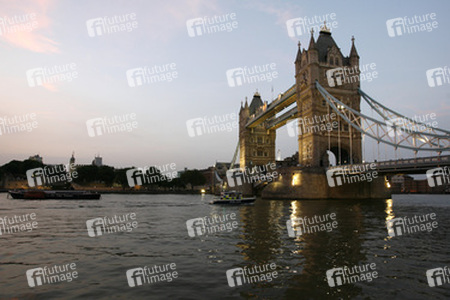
[0,193,449,299]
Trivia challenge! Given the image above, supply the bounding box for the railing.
[327,155,450,173]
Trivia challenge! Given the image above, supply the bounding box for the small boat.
[210,191,256,205]
[8,190,101,200]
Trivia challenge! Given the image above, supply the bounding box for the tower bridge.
[233,24,450,199]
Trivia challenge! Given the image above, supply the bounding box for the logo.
[186,113,237,137]
[326,263,377,287]
[286,13,337,37]
[86,13,137,37]
[26,165,77,187]
[326,63,377,87]
[386,13,438,37]
[286,213,337,237]
[86,213,138,237]
[427,167,450,187]
[286,113,338,137]
[326,164,378,187]
[26,263,78,287]
[386,213,438,237]
[86,113,138,137]
[186,213,238,237]
[126,164,177,187]
[26,63,78,88]
[186,13,237,37]
[0,13,38,36]
[226,163,278,187]
[226,263,278,287]
[0,213,38,236]
[126,263,178,287]
[0,113,38,136]
[426,267,450,287]
[385,117,407,137]
[426,67,450,87]
[126,63,177,87]
[226,63,277,87]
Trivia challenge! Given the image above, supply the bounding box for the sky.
[0,0,449,170]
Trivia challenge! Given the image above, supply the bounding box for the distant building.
[92,155,103,167]
[29,154,43,163]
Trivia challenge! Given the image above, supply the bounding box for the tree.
[180,169,206,189]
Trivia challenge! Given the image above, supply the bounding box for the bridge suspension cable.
[315,81,450,152]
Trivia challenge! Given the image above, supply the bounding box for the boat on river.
[210,191,255,205]
[8,189,101,200]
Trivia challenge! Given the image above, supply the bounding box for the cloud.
[0,0,59,53]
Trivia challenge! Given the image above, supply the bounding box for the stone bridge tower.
[239,92,276,170]
[295,25,362,167]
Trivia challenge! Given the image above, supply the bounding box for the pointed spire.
[295,40,302,62]
[350,35,359,57]
[308,28,316,50]
[244,97,248,108]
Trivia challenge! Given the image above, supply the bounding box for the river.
[0,193,449,299]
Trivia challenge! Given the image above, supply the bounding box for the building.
[29,154,43,163]
[239,92,276,169]
[92,155,103,166]
[295,24,361,167]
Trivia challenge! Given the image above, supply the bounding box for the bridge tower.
[239,92,276,169]
[295,25,362,167]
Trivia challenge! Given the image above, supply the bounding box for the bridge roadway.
[246,85,297,129]
[326,155,450,175]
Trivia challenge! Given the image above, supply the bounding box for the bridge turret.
[349,36,359,66]
[295,23,362,167]
[239,91,276,170]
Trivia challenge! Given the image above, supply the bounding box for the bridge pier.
[261,167,391,200]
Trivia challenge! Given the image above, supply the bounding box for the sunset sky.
[1,0,449,170]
